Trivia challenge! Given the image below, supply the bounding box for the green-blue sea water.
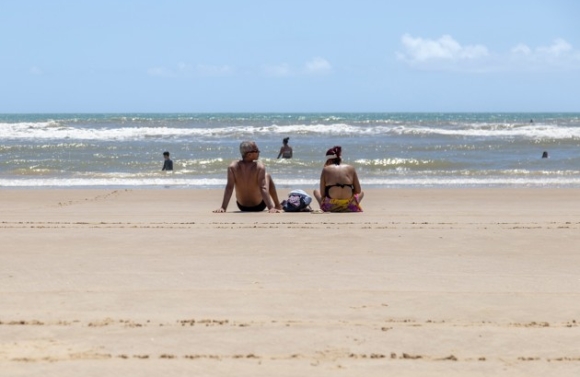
[1,113,580,188]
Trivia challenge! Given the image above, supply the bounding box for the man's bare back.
[231,160,269,207]
[214,141,282,213]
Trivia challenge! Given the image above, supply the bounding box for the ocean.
[1,113,580,189]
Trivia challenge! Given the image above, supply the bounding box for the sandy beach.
[1,188,579,376]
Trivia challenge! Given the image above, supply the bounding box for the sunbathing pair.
[213,141,363,214]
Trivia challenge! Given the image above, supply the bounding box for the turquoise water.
[1,113,580,188]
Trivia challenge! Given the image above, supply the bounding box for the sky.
[1,0,579,113]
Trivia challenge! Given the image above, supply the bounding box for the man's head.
[163,151,170,159]
[239,141,260,159]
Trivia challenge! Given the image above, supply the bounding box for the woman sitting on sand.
[313,146,363,212]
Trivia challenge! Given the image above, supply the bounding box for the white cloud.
[151,58,333,79]
[397,34,489,63]
[147,66,174,77]
[304,57,332,74]
[30,66,43,75]
[262,63,291,77]
[537,38,572,56]
[263,58,333,77]
[398,34,580,72]
[511,44,532,56]
[195,63,234,77]
[512,39,573,58]
[147,62,234,78]
[509,39,580,70]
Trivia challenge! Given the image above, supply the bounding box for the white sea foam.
[397,124,580,139]
[0,178,225,187]
[2,120,580,141]
[355,158,433,166]
[2,176,580,188]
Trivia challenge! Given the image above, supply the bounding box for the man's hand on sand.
[213,208,226,213]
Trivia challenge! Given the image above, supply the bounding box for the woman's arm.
[352,167,362,194]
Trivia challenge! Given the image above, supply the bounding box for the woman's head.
[283,137,289,145]
[325,146,342,165]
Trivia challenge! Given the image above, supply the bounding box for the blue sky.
[2,0,579,113]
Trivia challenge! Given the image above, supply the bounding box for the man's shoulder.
[229,160,264,171]
[228,160,244,168]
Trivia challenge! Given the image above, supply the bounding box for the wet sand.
[1,188,580,376]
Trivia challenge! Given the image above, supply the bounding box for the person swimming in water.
[277,137,293,159]
[312,146,364,212]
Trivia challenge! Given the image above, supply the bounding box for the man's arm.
[258,165,276,211]
[214,165,235,213]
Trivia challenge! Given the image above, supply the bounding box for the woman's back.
[313,145,364,212]
[321,164,359,199]
[281,145,293,158]
[278,137,293,159]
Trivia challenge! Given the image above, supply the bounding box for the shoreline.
[3,182,580,190]
[2,188,580,376]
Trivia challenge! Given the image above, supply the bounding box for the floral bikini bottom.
[320,194,363,213]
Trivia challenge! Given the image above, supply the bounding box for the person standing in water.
[162,151,173,171]
[277,137,293,159]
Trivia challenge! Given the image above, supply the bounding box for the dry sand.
[1,188,580,376]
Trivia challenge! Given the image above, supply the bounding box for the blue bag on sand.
[282,189,312,212]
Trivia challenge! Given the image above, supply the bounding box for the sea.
[1,113,580,189]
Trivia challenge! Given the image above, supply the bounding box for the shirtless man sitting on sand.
[213,141,282,213]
